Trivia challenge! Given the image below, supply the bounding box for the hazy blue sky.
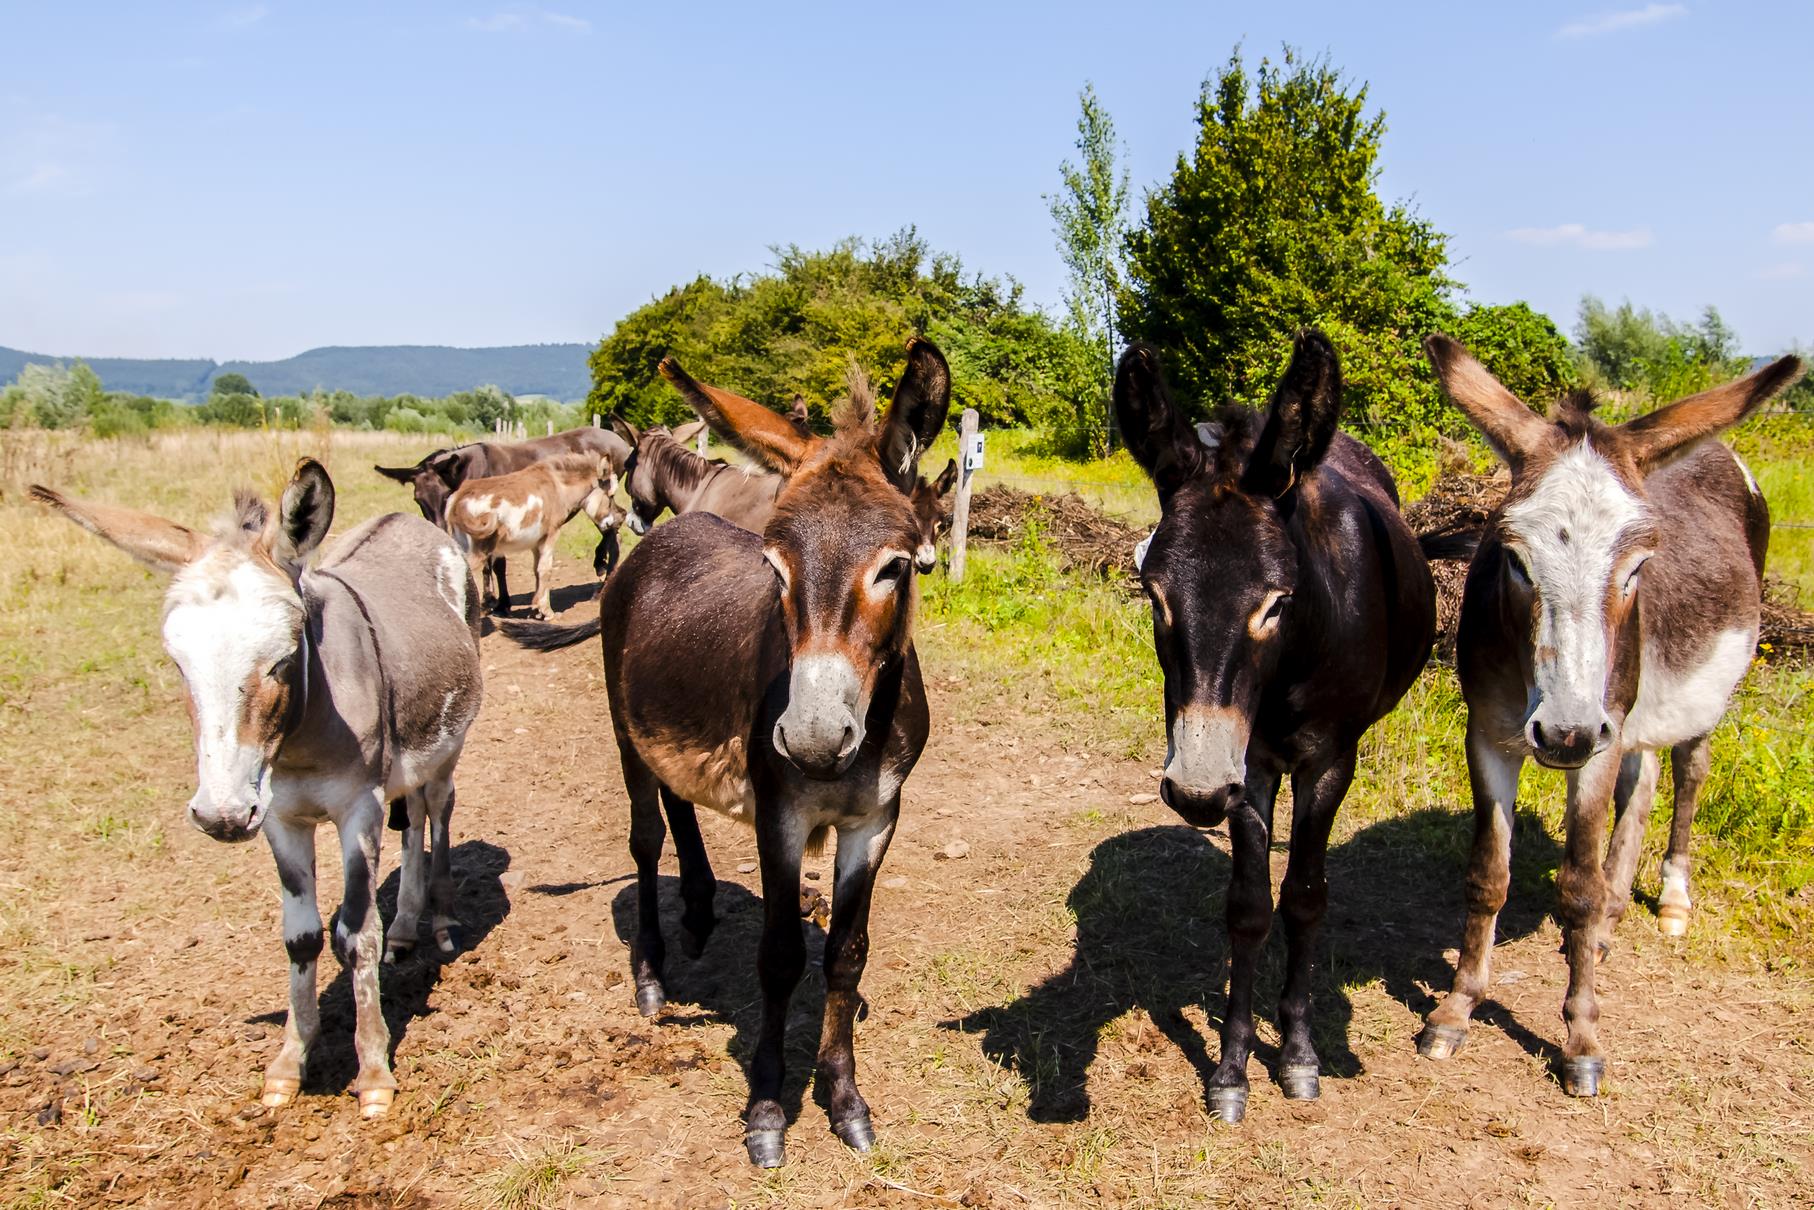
[2,1,1809,361]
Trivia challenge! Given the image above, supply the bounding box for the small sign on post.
[949,408,981,583]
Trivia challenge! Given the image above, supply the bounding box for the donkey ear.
[1244,329,1344,500]
[1618,354,1803,471]
[609,414,640,447]
[373,463,419,484]
[660,357,810,474]
[274,459,335,572]
[933,457,959,497]
[878,338,953,492]
[28,485,209,575]
[1424,333,1549,465]
[788,396,813,437]
[670,419,707,447]
[1114,343,1201,498]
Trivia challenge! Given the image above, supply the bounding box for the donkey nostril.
[772,720,789,757]
[837,722,860,760]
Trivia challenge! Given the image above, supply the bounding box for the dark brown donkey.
[507,340,951,1167]
[374,426,631,589]
[1115,332,1435,1123]
[1417,336,1798,1096]
[607,417,784,535]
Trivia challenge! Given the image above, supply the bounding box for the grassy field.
[1,423,1810,1206]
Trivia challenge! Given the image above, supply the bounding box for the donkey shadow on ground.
[584,875,834,1129]
[946,811,1562,1123]
[246,839,514,1095]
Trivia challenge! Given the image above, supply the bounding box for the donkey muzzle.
[1526,715,1614,769]
[1162,706,1249,829]
[188,793,266,843]
[774,653,865,779]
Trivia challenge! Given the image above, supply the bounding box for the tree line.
[6,44,1807,447]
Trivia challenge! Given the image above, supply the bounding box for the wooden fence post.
[948,407,979,583]
[698,426,708,456]
[546,419,554,437]
[592,413,601,428]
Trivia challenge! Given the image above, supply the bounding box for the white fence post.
[592,413,601,428]
[546,419,554,436]
[698,426,708,456]
[948,407,979,583]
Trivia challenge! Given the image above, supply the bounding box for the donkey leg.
[1556,751,1620,1096]
[816,807,898,1152]
[661,788,717,958]
[528,537,556,619]
[1420,724,1523,1060]
[1599,750,1659,952]
[1208,770,1279,1124]
[426,778,459,953]
[593,528,619,579]
[467,547,495,615]
[263,816,320,1108]
[334,795,396,1117]
[1658,735,1711,937]
[745,815,809,1167]
[491,556,511,616]
[1276,750,1354,1101]
[622,751,669,1016]
[384,790,429,964]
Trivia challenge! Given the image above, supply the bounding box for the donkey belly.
[1622,629,1755,750]
[635,730,758,821]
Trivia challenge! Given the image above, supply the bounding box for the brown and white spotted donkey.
[445,451,622,619]
[31,461,483,1118]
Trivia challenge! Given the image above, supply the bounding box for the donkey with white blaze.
[445,451,622,619]
[1416,335,1799,1097]
[30,461,483,1118]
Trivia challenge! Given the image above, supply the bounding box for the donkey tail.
[1418,525,1480,562]
[497,615,602,651]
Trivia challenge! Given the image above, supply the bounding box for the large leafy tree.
[1121,48,1457,432]
[588,231,1093,436]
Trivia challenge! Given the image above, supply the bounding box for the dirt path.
[2,560,1810,1208]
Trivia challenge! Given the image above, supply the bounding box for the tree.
[587,232,1096,438]
[1576,296,1750,401]
[1451,302,1579,405]
[1120,47,1458,433]
[211,371,259,398]
[1048,83,1130,455]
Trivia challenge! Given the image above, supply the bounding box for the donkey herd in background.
[29,324,1802,1165]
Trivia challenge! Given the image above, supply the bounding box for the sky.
[1,1,1810,362]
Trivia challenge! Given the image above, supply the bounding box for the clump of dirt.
[1402,463,1505,663]
[1762,576,1814,658]
[964,485,1148,582]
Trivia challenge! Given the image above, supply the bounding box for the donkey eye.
[267,657,294,683]
[1505,549,1531,584]
[874,555,912,590]
[1264,594,1291,622]
[1623,558,1650,594]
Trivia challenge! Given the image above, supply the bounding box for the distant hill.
[0,342,593,401]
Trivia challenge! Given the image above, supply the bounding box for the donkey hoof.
[260,1077,299,1108]
[1207,1087,1248,1124]
[433,927,457,954]
[358,1088,395,1119]
[833,1113,875,1152]
[1657,905,1690,937]
[1278,1064,1321,1101]
[745,1128,786,1168]
[1417,1023,1468,1061]
[383,940,413,965]
[1560,1056,1606,1098]
[634,982,666,1018]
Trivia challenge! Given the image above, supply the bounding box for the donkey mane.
[831,363,879,433]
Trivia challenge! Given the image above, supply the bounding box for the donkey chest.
[1622,628,1756,750]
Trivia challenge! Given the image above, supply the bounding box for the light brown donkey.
[445,452,621,619]
[1417,335,1799,1098]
